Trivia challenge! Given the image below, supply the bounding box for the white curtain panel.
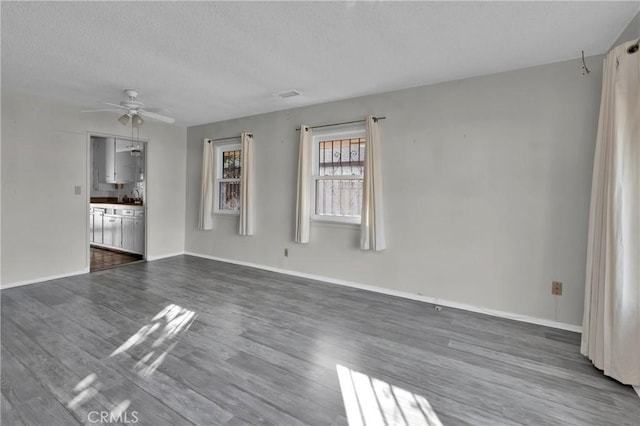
[361,115,387,251]
[239,132,255,236]
[295,125,312,243]
[198,139,215,230]
[581,40,639,386]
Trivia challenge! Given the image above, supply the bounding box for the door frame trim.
[86,131,149,271]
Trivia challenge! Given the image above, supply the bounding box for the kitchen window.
[311,128,366,224]
[215,142,241,214]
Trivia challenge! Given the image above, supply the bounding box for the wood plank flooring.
[1,255,638,425]
[90,246,143,272]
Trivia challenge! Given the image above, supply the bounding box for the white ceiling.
[2,1,638,127]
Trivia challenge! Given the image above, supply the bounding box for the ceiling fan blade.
[139,110,175,124]
[82,109,123,113]
[102,102,128,110]
[140,106,165,113]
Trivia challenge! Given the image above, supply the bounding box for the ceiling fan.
[83,89,175,125]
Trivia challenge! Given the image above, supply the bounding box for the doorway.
[88,135,147,271]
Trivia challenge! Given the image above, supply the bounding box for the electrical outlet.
[284,248,289,257]
[552,281,563,296]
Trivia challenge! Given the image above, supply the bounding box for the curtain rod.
[206,134,252,143]
[296,116,386,131]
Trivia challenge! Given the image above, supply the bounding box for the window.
[311,128,366,223]
[214,142,241,214]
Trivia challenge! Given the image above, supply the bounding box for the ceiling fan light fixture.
[132,114,144,127]
[118,114,131,126]
[83,89,174,124]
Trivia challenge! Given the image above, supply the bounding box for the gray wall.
[613,11,639,48]
[185,56,604,327]
[1,91,187,286]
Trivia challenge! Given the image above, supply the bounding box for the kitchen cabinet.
[116,151,136,183]
[90,204,143,255]
[93,138,105,186]
[121,209,144,254]
[105,139,116,182]
[103,214,122,248]
[101,215,111,245]
[94,212,104,244]
[95,211,103,244]
[93,137,116,183]
[119,208,143,253]
[93,138,136,184]
[90,208,104,244]
[121,216,135,252]
[89,209,94,243]
[94,137,117,183]
[134,212,145,254]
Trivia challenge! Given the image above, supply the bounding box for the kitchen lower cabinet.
[89,211,94,243]
[91,209,104,244]
[122,217,135,251]
[134,213,145,254]
[103,215,122,248]
[90,205,143,255]
[94,212,104,244]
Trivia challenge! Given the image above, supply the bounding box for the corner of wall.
[0,91,2,289]
[612,11,640,49]
[182,127,190,255]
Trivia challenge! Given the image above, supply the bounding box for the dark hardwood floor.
[1,255,638,425]
[90,246,143,272]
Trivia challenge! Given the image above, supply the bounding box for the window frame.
[214,141,242,215]
[310,127,366,225]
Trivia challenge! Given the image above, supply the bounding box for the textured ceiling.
[2,1,638,127]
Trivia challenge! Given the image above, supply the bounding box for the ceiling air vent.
[277,89,302,99]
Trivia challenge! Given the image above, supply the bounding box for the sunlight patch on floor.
[336,364,442,426]
[110,303,196,377]
[67,303,196,420]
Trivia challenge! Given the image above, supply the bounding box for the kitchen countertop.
[90,203,144,210]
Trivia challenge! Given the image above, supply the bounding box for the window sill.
[214,211,240,216]
[311,217,360,228]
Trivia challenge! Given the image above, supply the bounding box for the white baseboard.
[183,251,582,333]
[146,251,185,261]
[0,250,187,289]
[0,267,90,290]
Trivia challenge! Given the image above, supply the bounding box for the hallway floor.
[90,246,143,272]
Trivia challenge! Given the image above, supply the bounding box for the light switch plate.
[74,185,82,195]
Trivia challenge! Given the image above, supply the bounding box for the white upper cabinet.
[105,138,117,182]
[93,137,117,183]
[116,152,136,183]
[93,138,137,184]
[115,139,137,183]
